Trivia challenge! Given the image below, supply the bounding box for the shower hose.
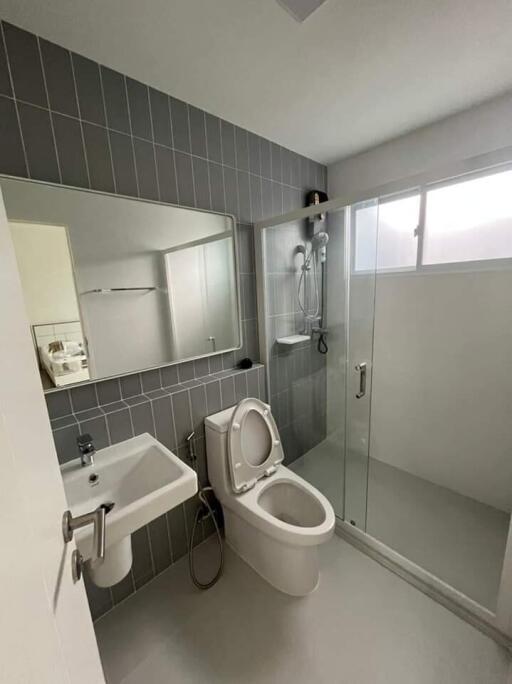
[188,486,224,590]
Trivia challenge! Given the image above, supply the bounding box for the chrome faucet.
[77,433,95,467]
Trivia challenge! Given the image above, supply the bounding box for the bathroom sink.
[60,433,197,586]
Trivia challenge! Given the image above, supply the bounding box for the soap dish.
[276,334,310,346]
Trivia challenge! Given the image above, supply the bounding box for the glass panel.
[376,193,420,271]
[366,185,512,610]
[344,200,378,528]
[262,207,347,518]
[423,168,512,265]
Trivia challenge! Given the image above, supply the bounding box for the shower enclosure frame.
[254,144,512,648]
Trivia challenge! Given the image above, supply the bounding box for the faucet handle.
[77,433,94,450]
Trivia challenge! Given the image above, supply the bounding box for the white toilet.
[205,397,335,596]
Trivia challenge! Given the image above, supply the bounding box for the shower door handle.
[355,362,366,399]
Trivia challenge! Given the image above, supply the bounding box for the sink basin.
[61,433,197,586]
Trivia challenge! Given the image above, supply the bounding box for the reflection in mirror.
[2,177,241,391]
[9,221,90,389]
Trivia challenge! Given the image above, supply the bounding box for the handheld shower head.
[311,231,329,263]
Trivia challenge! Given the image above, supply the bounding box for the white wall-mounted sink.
[61,433,197,587]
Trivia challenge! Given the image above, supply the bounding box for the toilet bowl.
[205,398,335,596]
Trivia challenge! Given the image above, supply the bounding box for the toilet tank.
[205,406,237,500]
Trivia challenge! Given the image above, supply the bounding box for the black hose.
[317,332,328,354]
[188,487,224,590]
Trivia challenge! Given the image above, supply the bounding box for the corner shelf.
[276,334,310,346]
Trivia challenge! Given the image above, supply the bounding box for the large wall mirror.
[2,177,241,391]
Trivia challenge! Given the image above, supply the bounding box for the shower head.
[311,231,329,251]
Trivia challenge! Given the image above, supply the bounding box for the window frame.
[352,162,512,277]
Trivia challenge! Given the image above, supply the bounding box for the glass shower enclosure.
[255,171,512,642]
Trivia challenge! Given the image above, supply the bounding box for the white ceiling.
[3,0,512,164]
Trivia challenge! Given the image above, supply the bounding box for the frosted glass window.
[424,170,512,265]
[353,203,378,272]
[376,194,420,271]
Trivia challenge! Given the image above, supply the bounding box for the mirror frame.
[1,174,243,393]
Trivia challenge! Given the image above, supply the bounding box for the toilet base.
[224,508,320,596]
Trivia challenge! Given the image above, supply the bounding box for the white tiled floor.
[290,441,509,610]
[95,535,511,684]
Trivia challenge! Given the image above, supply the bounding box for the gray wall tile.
[130,401,155,437]
[160,364,179,388]
[260,138,271,179]
[149,88,172,147]
[247,367,259,398]
[223,165,238,218]
[3,23,46,107]
[167,504,187,562]
[205,380,221,415]
[72,54,105,125]
[133,137,158,200]
[178,360,194,383]
[70,383,98,412]
[101,66,130,133]
[220,119,235,167]
[141,368,161,392]
[126,77,151,140]
[155,144,178,204]
[209,161,225,213]
[111,572,135,605]
[18,103,59,182]
[192,155,210,210]
[131,527,154,589]
[149,514,172,573]
[46,389,72,419]
[40,39,78,117]
[0,97,26,176]
[234,126,249,171]
[0,29,12,96]
[171,390,192,446]
[175,151,195,207]
[106,408,133,443]
[220,376,235,409]
[193,357,210,379]
[120,373,142,398]
[53,113,88,188]
[234,372,248,403]
[152,395,175,450]
[190,385,207,436]
[84,571,113,620]
[170,97,190,153]
[83,122,115,192]
[189,105,206,158]
[110,130,137,196]
[205,113,221,163]
[96,379,121,405]
[53,423,80,464]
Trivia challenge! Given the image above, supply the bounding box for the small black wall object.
[238,358,253,369]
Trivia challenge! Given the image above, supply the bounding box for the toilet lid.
[227,398,284,493]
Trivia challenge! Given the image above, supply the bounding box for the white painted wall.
[328,92,512,199]
[370,268,512,512]
[9,221,80,325]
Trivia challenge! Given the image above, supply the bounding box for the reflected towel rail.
[81,287,158,294]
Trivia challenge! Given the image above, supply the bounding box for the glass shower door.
[343,200,379,529]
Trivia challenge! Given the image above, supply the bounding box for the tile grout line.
[1,23,30,177]
[36,35,62,184]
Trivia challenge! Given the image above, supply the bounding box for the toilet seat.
[227,398,284,493]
